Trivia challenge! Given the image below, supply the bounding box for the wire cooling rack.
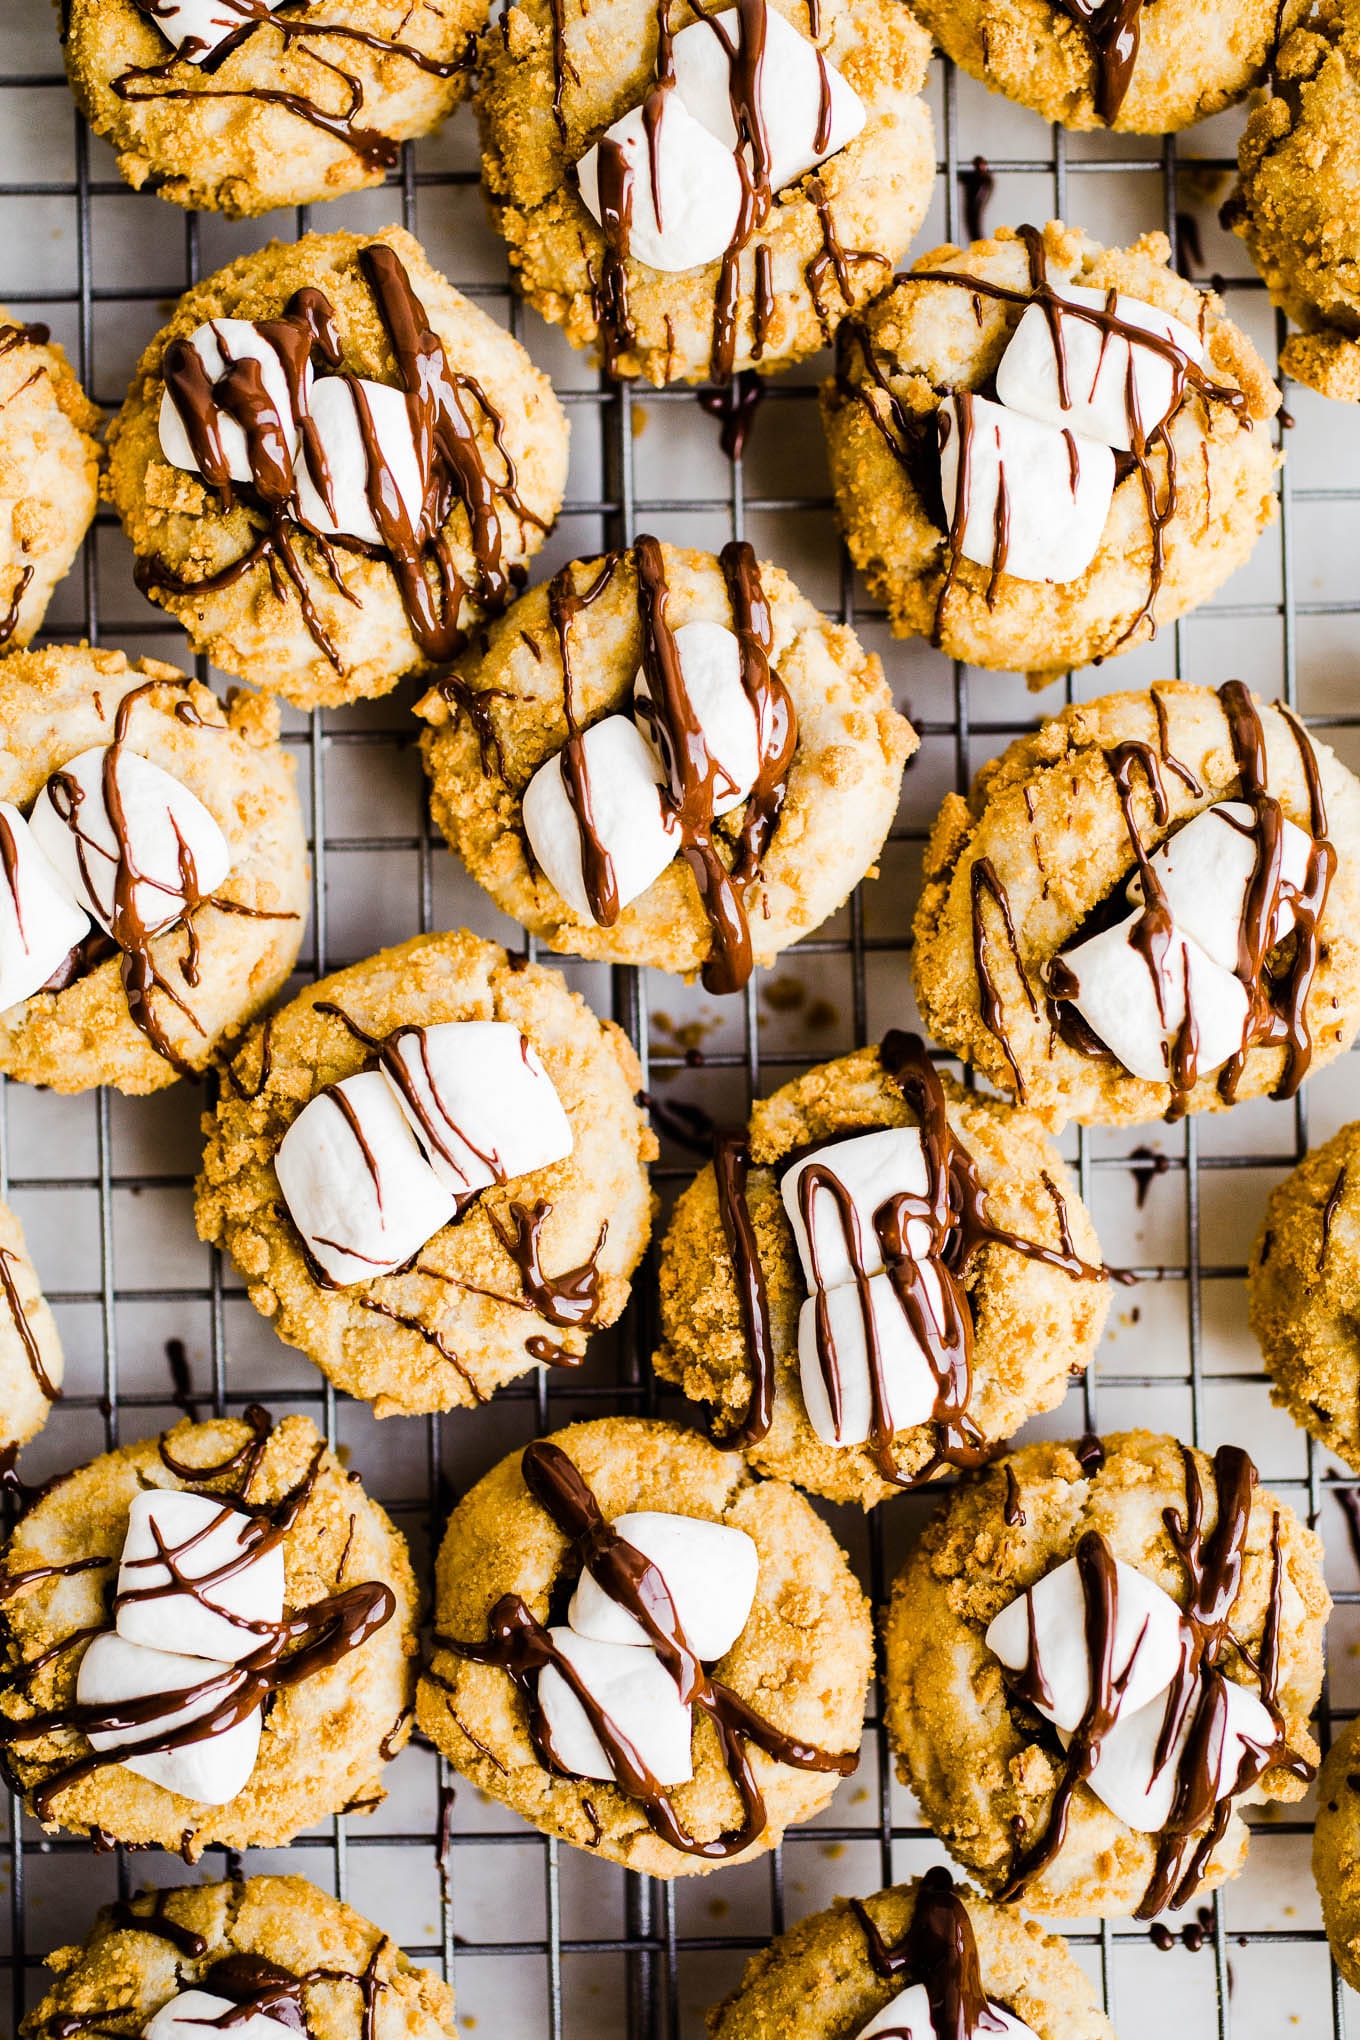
[3,8,1360,2035]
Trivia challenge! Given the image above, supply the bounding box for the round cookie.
[655,1032,1110,1508]
[912,681,1360,1127]
[474,0,936,385]
[0,312,100,654]
[907,0,1306,134]
[63,0,474,218]
[0,1199,64,1453]
[21,1874,455,2040]
[0,1410,419,1854]
[0,646,308,1096]
[417,1416,873,1877]
[707,1871,1115,2040]
[415,539,915,988]
[1227,0,1360,405]
[883,1431,1329,1920]
[1248,1120,1360,1473]
[1313,1716,1360,1991]
[195,929,657,1417]
[106,227,569,709]
[820,222,1281,683]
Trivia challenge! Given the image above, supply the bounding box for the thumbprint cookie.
[0,312,100,654]
[0,646,307,1096]
[884,1431,1329,1919]
[912,681,1360,1127]
[474,0,936,384]
[1313,1715,1360,1993]
[415,538,915,992]
[0,1200,64,1455]
[195,929,656,1416]
[821,221,1280,684]
[0,1410,418,1855]
[106,227,568,709]
[655,1031,1110,1508]
[417,1416,872,1875]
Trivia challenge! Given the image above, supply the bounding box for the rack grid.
[0,10,1357,2035]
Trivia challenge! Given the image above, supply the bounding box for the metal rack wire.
[0,11,1356,2035]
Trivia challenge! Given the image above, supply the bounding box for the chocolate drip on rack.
[116,0,467,170]
[997,1443,1312,1910]
[0,1242,58,1405]
[851,1865,1006,2040]
[708,1030,1109,1477]
[1054,0,1145,124]
[144,245,535,673]
[439,1438,855,1857]
[836,224,1248,649]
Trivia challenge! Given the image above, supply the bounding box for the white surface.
[567,1510,759,1660]
[115,1489,285,1664]
[937,391,1116,584]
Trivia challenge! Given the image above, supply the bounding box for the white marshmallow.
[522,713,680,924]
[1057,916,1250,1087]
[29,746,231,941]
[937,392,1116,587]
[379,1020,573,1198]
[995,282,1206,452]
[633,619,760,820]
[1069,1674,1280,1834]
[669,5,867,194]
[536,1626,694,1786]
[1128,800,1316,975]
[576,93,745,274]
[144,1992,294,2040]
[76,1630,261,1805]
[293,374,425,549]
[158,317,309,486]
[857,1987,1038,2040]
[985,1550,1186,1737]
[274,1070,457,1287]
[567,1512,758,1662]
[138,0,281,61]
[781,1127,933,1291]
[0,800,91,1012]
[115,1490,284,1666]
[797,1264,946,1448]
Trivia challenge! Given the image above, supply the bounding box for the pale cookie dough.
[418,1416,873,1877]
[22,1875,456,2040]
[106,227,568,709]
[0,646,308,1097]
[0,1199,64,1453]
[1314,1716,1360,1992]
[820,222,1280,683]
[195,929,657,1417]
[707,1877,1115,2039]
[1248,1120,1360,1473]
[0,312,100,654]
[1227,0,1360,404]
[912,682,1360,1127]
[883,1431,1329,1919]
[474,0,935,384]
[909,0,1306,134]
[655,1039,1109,1508]
[0,1411,419,1855]
[62,0,475,218]
[416,541,915,982]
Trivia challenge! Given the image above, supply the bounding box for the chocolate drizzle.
[1319,1165,1347,1272]
[852,1866,1006,2040]
[0,1243,58,1407]
[1049,682,1337,1117]
[486,1200,608,1326]
[997,1443,1313,1911]
[438,1439,855,1857]
[128,1937,391,2039]
[708,1031,1108,1476]
[144,245,537,675]
[1054,0,1146,123]
[0,563,34,649]
[835,224,1249,650]
[115,0,467,170]
[108,1889,208,1959]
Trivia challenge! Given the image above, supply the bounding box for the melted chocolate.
[1319,1165,1347,1272]
[0,563,34,649]
[0,1556,108,1605]
[108,1888,208,1959]
[969,859,1040,1102]
[546,553,625,922]
[711,1130,777,1447]
[997,1443,1313,1911]
[439,1439,855,1858]
[0,1242,58,1406]
[852,1866,1006,2040]
[486,1199,608,1326]
[1055,0,1145,123]
[960,156,993,244]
